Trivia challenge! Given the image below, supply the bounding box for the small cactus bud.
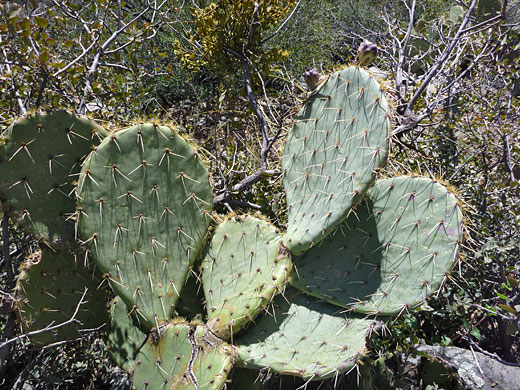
[356,41,378,66]
[303,68,323,90]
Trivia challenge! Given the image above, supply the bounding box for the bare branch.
[395,0,416,102]
[261,0,302,44]
[215,3,283,208]
[405,0,478,113]
[78,4,158,114]
[0,213,16,378]
[52,39,100,78]
[0,35,26,115]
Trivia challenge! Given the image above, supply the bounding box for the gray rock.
[416,345,520,390]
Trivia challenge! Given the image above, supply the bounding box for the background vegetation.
[0,0,518,388]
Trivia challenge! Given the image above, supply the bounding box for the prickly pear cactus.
[132,320,235,389]
[236,287,373,380]
[15,246,108,347]
[77,123,212,330]
[201,215,292,339]
[282,66,390,255]
[291,176,464,314]
[0,112,106,244]
[107,296,148,372]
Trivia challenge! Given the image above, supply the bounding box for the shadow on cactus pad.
[291,176,463,315]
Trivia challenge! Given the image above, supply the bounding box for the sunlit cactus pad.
[15,246,108,347]
[0,111,106,243]
[201,215,292,339]
[77,123,212,329]
[132,321,235,390]
[291,176,464,314]
[282,66,390,255]
[236,287,372,380]
[107,296,148,372]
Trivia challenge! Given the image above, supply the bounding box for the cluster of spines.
[15,246,108,347]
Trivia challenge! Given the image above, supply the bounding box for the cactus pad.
[291,176,464,314]
[282,66,390,255]
[77,123,212,329]
[0,112,106,243]
[201,215,292,339]
[107,296,148,371]
[132,320,235,389]
[236,287,372,380]
[15,246,108,347]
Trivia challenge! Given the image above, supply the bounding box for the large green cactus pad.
[107,296,148,372]
[236,287,372,380]
[132,321,235,390]
[15,246,108,347]
[201,215,292,339]
[291,176,464,314]
[0,112,106,243]
[77,124,212,329]
[282,66,390,255]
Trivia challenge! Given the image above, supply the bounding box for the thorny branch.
[0,35,26,115]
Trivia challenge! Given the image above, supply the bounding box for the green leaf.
[506,322,518,336]
[498,304,518,315]
[38,51,48,64]
[8,4,22,19]
[470,327,482,341]
[440,335,452,346]
[484,304,497,316]
[35,16,48,28]
[496,292,510,301]
[461,318,470,330]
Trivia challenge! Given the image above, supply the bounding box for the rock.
[415,344,520,390]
